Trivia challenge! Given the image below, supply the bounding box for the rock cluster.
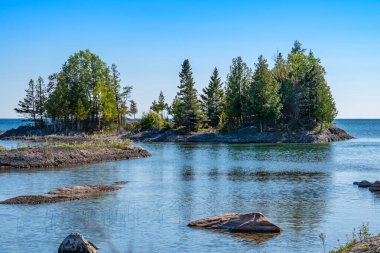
[353,180,380,192]
[188,212,282,233]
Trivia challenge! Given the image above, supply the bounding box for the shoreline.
[129,126,353,144]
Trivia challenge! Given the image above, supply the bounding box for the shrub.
[140,112,162,130]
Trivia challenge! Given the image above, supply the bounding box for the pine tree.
[224,57,252,128]
[172,59,203,131]
[200,67,224,127]
[15,79,38,126]
[151,91,167,118]
[250,56,282,132]
[35,76,47,126]
[314,81,337,132]
[273,52,292,124]
[129,100,138,119]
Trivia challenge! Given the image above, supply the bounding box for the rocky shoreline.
[130,126,353,144]
[0,144,151,169]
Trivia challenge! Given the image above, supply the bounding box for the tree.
[129,100,138,119]
[151,91,167,118]
[224,57,252,128]
[171,59,203,131]
[35,76,47,126]
[273,52,292,124]
[15,79,38,126]
[250,56,282,132]
[44,49,132,131]
[200,67,224,127]
[314,81,337,132]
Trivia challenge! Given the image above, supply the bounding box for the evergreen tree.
[15,79,38,126]
[250,56,282,132]
[172,59,203,131]
[129,100,138,119]
[200,67,224,127]
[224,57,252,128]
[151,91,167,118]
[35,76,47,126]
[314,81,337,132]
[273,52,292,123]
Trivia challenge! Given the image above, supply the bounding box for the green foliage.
[0,145,5,152]
[201,67,225,127]
[328,222,372,253]
[15,79,44,127]
[129,100,138,119]
[140,112,163,130]
[42,49,133,132]
[171,59,203,131]
[250,56,282,132]
[151,91,167,119]
[224,57,252,128]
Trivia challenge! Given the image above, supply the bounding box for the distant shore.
[129,126,353,144]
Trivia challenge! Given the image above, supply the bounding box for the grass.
[328,223,372,253]
[43,139,132,150]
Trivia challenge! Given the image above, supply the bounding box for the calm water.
[0,119,380,252]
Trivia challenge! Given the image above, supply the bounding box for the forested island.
[1,41,351,143]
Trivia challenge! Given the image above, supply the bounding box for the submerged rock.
[58,233,98,253]
[369,181,380,192]
[113,181,128,185]
[356,180,372,188]
[0,184,122,205]
[188,212,282,233]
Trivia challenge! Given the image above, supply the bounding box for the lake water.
[0,119,380,252]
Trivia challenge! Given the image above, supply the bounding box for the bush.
[140,112,163,130]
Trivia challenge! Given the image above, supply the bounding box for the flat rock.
[369,181,380,192]
[0,145,151,169]
[0,184,122,205]
[188,212,282,233]
[58,232,98,253]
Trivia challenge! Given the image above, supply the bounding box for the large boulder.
[58,233,98,253]
[369,181,380,192]
[188,212,282,233]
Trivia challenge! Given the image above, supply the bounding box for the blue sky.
[0,0,379,118]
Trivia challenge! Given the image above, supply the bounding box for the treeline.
[15,50,137,132]
[146,41,337,132]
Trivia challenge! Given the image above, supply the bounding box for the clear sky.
[0,0,379,118]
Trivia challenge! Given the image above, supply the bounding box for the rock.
[0,145,151,169]
[188,212,282,233]
[113,181,128,185]
[369,181,380,192]
[48,185,122,196]
[58,232,98,253]
[0,184,122,205]
[357,180,372,188]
